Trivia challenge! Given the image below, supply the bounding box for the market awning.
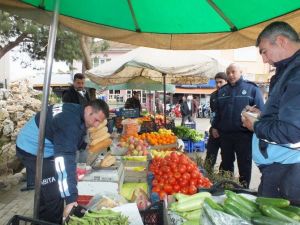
[175,88,216,95]
[86,47,224,86]
[1,0,300,50]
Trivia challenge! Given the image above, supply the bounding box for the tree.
[80,36,110,72]
[0,10,82,64]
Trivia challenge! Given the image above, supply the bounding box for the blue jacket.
[212,77,264,133]
[16,103,86,204]
[253,50,300,166]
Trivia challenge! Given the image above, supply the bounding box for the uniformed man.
[212,63,264,188]
[16,99,109,223]
[204,72,227,173]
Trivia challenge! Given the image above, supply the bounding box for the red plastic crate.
[77,195,93,206]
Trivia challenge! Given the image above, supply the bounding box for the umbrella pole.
[163,73,167,126]
[33,0,60,219]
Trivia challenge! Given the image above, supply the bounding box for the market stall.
[69,111,213,225]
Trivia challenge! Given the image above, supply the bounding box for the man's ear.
[276,35,288,48]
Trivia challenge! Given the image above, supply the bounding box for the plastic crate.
[190,140,206,152]
[182,139,191,152]
[122,108,140,118]
[6,215,59,225]
[139,201,165,225]
[77,195,93,206]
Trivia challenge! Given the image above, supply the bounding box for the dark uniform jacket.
[62,86,90,105]
[16,104,87,204]
[254,50,300,145]
[212,78,264,133]
[124,97,141,112]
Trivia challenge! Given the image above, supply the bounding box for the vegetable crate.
[182,139,192,152]
[190,140,206,152]
[139,201,165,225]
[6,215,59,225]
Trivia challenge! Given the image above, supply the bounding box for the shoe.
[20,186,35,192]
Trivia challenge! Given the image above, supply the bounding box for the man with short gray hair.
[212,63,264,188]
[242,21,300,204]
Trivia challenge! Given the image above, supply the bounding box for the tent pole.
[163,73,166,126]
[33,0,60,219]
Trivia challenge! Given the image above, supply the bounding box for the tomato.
[164,184,173,194]
[152,186,160,193]
[179,179,188,187]
[188,185,197,195]
[191,170,200,179]
[186,164,194,173]
[179,154,189,164]
[178,165,187,174]
[169,162,177,170]
[173,184,180,193]
[159,191,167,200]
[162,174,169,180]
[182,172,191,180]
[170,152,179,160]
[168,177,176,185]
[181,187,189,195]
[162,166,171,173]
[174,172,181,179]
[189,179,198,187]
[172,157,179,163]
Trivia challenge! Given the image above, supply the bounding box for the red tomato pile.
[149,152,212,199]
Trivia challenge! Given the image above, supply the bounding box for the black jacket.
[124,97,141,112]
[180,101,197,117]
[62,86,90,105]
[210,90,218,113]
[212,78,264,133]
[254,50,300,145]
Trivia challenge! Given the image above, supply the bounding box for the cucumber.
[225,190,258,212]
[286,205,300,215]
[177,192,212,204]
[223,204,243,219]
[252,215,298,225]
[204,197,224,212]
[256,197,290,208]
[276,207,300,221]
[224,198,252,221]
[259,205,297,223]
[182,219,200,225]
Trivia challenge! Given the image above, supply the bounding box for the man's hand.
[244,105,261,117]
[63,202,78,220]
[211,128,220,138]
[241,111,258,131]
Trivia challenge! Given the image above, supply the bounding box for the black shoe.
[20,186,35,192]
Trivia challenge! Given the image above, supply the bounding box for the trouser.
[16,146,36,188]
[16,148,64,223]
[181,115,194,125]
[219,132,252,188]
[204,134,221,172]
[258,163,300,205]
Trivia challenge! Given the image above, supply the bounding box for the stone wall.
[0,80,41,189]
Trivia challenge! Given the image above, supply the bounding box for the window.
[108,90,121,101]
[127,90,132,99]
[141,90,147,104]
[93,57,99,67]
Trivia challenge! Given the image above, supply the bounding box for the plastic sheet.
[202,202,252,225]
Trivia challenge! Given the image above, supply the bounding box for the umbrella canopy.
[107,76,176,92]
[1,0,300,49]
[86,47,224,86]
